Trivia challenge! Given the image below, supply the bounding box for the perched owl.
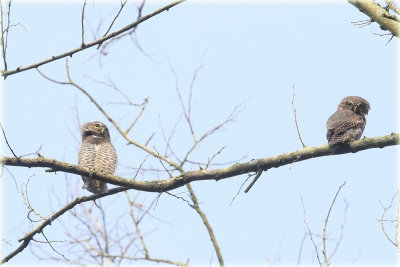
[78,121,117,194]
[326,96,370,145]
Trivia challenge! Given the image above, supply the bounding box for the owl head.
[81,121,111,141]
[337,96,370,115]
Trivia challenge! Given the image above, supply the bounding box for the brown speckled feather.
[326,96,369,146]
[78,121,117,194]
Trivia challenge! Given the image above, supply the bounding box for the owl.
[326,96,370,145]
[78,121,117,194]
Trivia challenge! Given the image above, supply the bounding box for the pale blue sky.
[1,0,399,266]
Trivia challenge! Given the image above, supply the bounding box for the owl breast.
[78,136,117,193]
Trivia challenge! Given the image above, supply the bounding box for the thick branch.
[1,0,186,78]
[1,133,398,193]
[348,0,400,37]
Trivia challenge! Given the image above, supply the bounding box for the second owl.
[326,96,370,146]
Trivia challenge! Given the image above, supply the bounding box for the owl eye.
[94,124,100,129]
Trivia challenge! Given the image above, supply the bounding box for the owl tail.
[81,176,109,194]
[87,186,109,194]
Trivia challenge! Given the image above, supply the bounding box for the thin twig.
[0,122,18,157]
[301,197,322,266]
[328,200,349,262]
[0,0,8,70]
[133,155,149,180]
[41,231,69,261]
[322,180,347,266]
[297,232,307,265]
[230,173,253,206]
[396,189,400,247]
[348,0,400,38]
[351,19,373,28]
[244,168,263,193]
[378,190,399,247]
[81,0,86,45]
[187,51,206,133]
[102,0,128,38]
[205,146,226,170]
[97,0,132,49]
[169,60,196,141]
[1,0,186,78]
[125,97,149,135]
[385,0,400,15]
[3,166,18,192]
[21,175,46,221]
[82,75,147,106]
[37,59,180,170]
[159,112,183,162]
[0,186,128,264]
[126,191,149,258]
[291,84,306,148]
[165,191,193,207]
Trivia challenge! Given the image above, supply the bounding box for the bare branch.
[101,0,128,39]
[21,175,46,221]
[322,181,347,266]
[385,0,400,15]
[169,60,196,141]
[0,0,8,70]
[378,189,399,247]
[186,183,224,266]
[41,231,69,261]
[159,112,183,162]
[348,0,400,38]
[396,189,400,247]
[301,197,322,266]
[0,122,18,157]
[38,59,180,170]
[230,173,253,206]
[1,238,30,264]
[244,168,263,193]
[0,186,127,264]
[81,0,87,45]
[1,0,186,78]
[125,97,149,135]
[291,84,306,148]
[328,200,349,262]
[83,75,148,107]
[159,60,226,266]
[0,0,13,71]
[165,191,193,207]
[126,192,149,257]
[97,0,145,51]
[205,146,226,170]
[1,133,398,193]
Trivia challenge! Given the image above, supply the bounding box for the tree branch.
[0,186,128,264]
[1,133,398,263]
[1,133,398,193]
[186,183,224,266]
[322,181,347,266]
[1,0,186,79]
[348,0,400,37]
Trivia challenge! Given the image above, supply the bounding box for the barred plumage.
[326,96,370,146]
[78,121,117,194]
